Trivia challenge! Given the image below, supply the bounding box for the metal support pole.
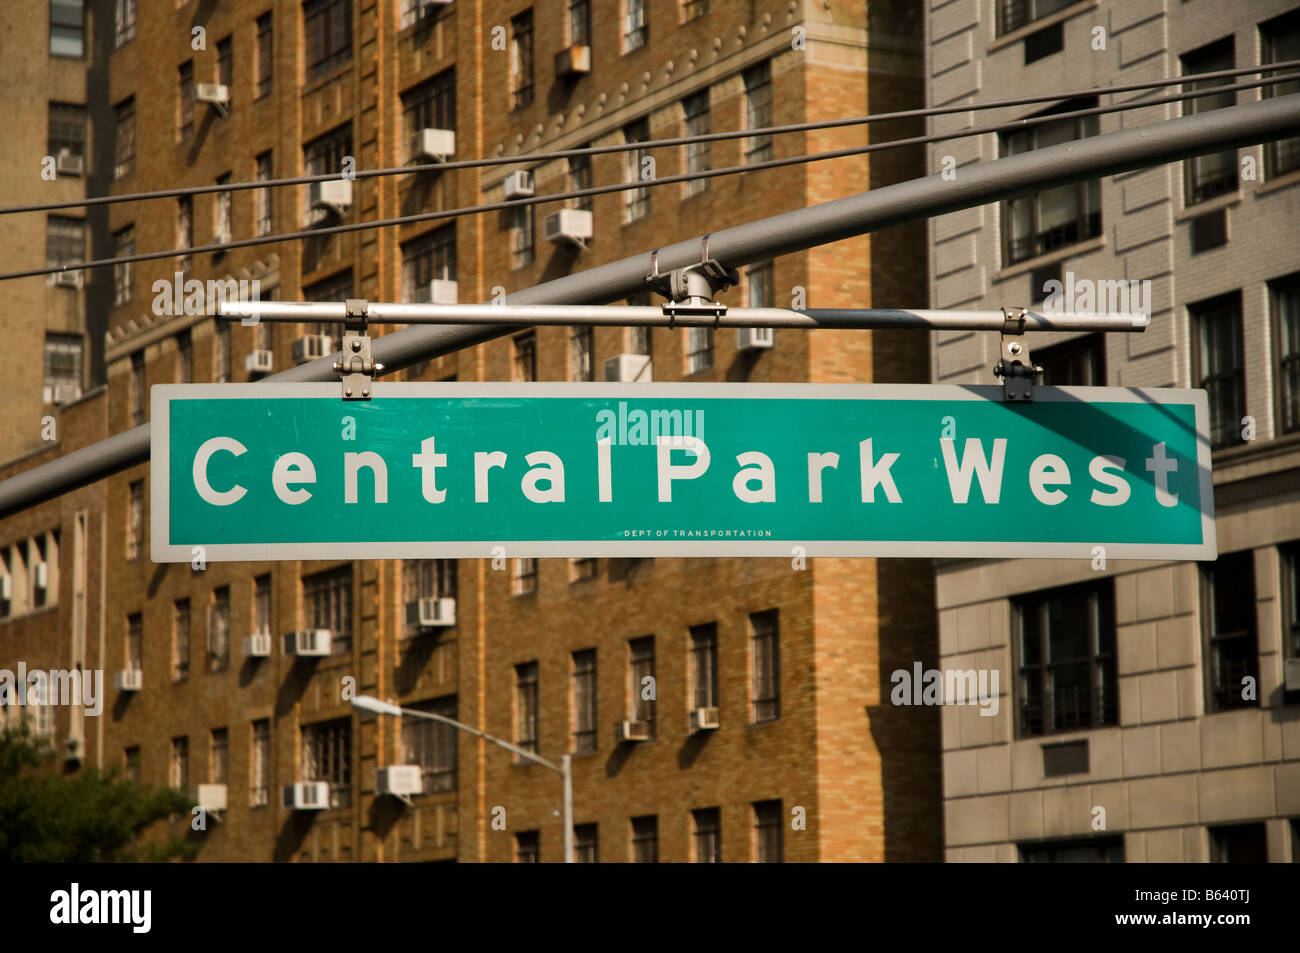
[561,754,574,864]
[2,92,1299,518]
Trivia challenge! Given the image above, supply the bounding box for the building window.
[214,174,233,245]
[1035,333,1105,386]
[746,260,774,308]
[570,325,593,381]
[130,352,146,427]
[402,558,458,609]
[754,799,783,862]
[511,557,538,597]
[1181,40,1238,206]
[1020,836,1125,862]
[682,0,708,23]
[255,152,273,236]
[568,0,591,46]
[303,0,352,81]
[127,480,144,560]
[624,119,650,222]
[112,227,134,305]
[514,661,539,756]
[1190,291,1245,450]
[1262,11,1300,180]
[176,329,192,383]
[302,268,352,343]
[254,574,272,636]
[403,696,458,793]
[631,815,658,863]
[997,0,1071,35]
[1001,102,1100,265]
[628,636,655,733]
[250,719,270,806]
[170,736,188,789]
[303,124,353,230]
[751,610,780,722]
[1201,550,1258,713]
[511,204,534,268]
[510,11,534,110]
[302,719,351,809]
[574,822,598,862]
[124,746,141,784]
[1015,581,1117,736]
[683,91,710,196]
[623,0,647,52]
[304,566,353,656]
[568,150,592,211]
[216,36,233,109]
[693,807,721,862]
[402,69,456,142]
[210,728,228,784]
[570,557,597,582]
[572,649,597,754]
[215,321,231,384]
[178,61,194,140]
[685,327,713,374]
[208,586,230,672]
[48,103,86,170]
[177,196,193,273]
[690,622,719,709]
[744,62,773,164]
[43,334,82,399]
[1280,542,1300,661]
[114,0,136,48]
[515,831,540,862]
[114,97,135,179]
[46,216,85,269]
[400,0,447,28]
[50,0,84,57]
[255,13,273,99]
[513,332,537,382]
[626,299,652,358]
[1273,276,1300,434]
[126,613,143,671]
[401,226,457,302]
[172,598,191,681]
[1209,823,1267,863]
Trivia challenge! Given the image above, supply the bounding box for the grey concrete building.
[924,0,1300,861]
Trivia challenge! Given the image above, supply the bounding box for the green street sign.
[150,382,1216,562]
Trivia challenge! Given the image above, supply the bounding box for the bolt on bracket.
[992,307,1042,401]
[645,235,739,326]
[333,298,385,400]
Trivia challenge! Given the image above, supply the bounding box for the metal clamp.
[333,299,385,400]
[992,306,1041,401]
[646,235,739,321]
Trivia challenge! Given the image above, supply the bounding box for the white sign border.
[151,381,1216,563]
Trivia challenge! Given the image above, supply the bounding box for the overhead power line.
[1,58,1296,218]
[0,92,1297,520]
[2,71,1295,284]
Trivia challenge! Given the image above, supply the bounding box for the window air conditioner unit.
[242,631,272,658]
[115,669,143,692]
[194,83,230,117]
[689,706,720,733]
[417,0,454,8]
[292,334,332,364]
[282,781,329,810]
[604,353,652,383]
[1286,657,1300,692]
[376,765,423,799]
[52,271,83,289]
[282,628,332,657]
[412,279,458,304]
[736,327,775,352]
[503,170,534,199]
[409,128,455,163]
[309,179,353,217]
[194,783,228,814]
[245,349,273,374]
[405,596,456,629]
[545,208,593,247]
[555,45,591,78]
[614,720,650,744]
[56,149,84,176]
[52,383,82,405]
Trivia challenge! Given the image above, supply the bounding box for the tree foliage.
[0,727,200,862]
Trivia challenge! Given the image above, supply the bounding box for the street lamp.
[351,694,573,863]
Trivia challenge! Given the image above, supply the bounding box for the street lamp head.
[351,694,403,718]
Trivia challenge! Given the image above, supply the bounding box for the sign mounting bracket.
[334,299,384,400]
[993,307,1042,402]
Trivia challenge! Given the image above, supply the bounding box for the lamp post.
[351,694,573,863]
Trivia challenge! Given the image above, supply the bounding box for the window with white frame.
[304,566,353,656]
[512,557,538,595]
[514,661,539,755]
[251,719,270,806]
[623,0,647,52]
[172,598,191,681]
[686,326,713,374]
[302,719,351,808]
[126,612,143,671]
[402,226,457,302]
[215,173,233,243]
[624,119,650,222]
[170,736,188,789]
[208,586,230,672]
[48,102,86,167]
[114,97,135,179]
[210,727,228,784]
[744,62,773,164]
[568,0,591,45]
[255,152,273,236]
[44,334,82,398]
[402,696,457,792]
[112,227,134,304]
[46,216,84,269]
[628,636,655,733]
[114,0,136,48]
[176,196,193,272]
[511,204,534,268]
[510,11,534,109]
[253,574,271,636]
[127,480,144,561]
[683,91,710,195]
[690,622,718,709]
